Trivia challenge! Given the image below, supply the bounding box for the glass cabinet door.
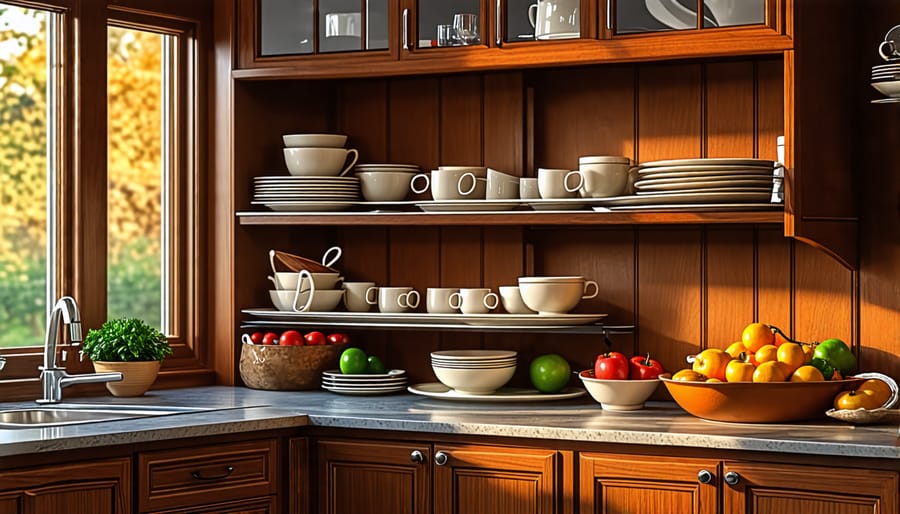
[416,0,483,49]
[615,0,765,35]
[506,0,580,42]
[259,0,389,56]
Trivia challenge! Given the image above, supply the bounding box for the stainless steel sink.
[0,404,210,428]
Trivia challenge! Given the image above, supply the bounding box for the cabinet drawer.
[139,438,278,512]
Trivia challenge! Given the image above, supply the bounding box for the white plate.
[589,191,775,206]
[635,174,777,186]
[252,201,356,212]
[415,200,523,212]
[323,385,408,395]
[322,369,407,379]
[323,378,409,387]
[636,168,777,180]
[407,383,587,402]
[355,164,420,169]
[254,176,359,181]
[635,187,772,195]
[253,195,360,201]
[639,158,775,168]
[242,309,607,327]
[593,202,784,212]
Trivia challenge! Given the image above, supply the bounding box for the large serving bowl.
[431,363,516,394]
[357,171,415,202]
[518,276,588,314]
[661,376,865,423]
[579,370,663,411]
[239,340,344,390]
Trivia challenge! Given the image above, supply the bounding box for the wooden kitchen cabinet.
[138,438,279,513]
[580,452,899,514]
[0,458,131,514]
[316,438,567,514]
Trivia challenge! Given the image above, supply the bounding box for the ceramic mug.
[528,0,579,40]
[577,156,635,198]
[411,169,483,200]
[372,286,420,313]
[343,281,377,312]
[537,168,584,199]
[519,177,540,199]
[498,285,536,314]
[325,12,361,38]
[426,287,460,314]
[449,288,499,314]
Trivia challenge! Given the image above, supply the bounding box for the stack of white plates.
[354,163,420,173]
[632,158,783,206]
[321,368,408,395]
[251,175,361,211]
[871,63,900,99]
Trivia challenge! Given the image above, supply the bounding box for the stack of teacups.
[873,26,900,100]
[430,350,517,395]
[411,166,487,200]
[354,163,420,202]
[269,269,345,312]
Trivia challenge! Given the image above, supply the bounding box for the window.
[0,1,208,397]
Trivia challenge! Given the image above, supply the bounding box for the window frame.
[0,0,212,400]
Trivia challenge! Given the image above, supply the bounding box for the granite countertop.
[0,386,897,459]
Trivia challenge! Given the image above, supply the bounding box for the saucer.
[407,382,587,402]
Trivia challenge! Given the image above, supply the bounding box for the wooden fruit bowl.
[660,376,865,423]
[239,340,344,391]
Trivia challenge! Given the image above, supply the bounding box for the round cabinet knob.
[724,471,741,486]
[697,469,713,484]
[434,451,449,466]
[410,450,425,464]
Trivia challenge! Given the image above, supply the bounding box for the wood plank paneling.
[756,58,785,162]
[338,79,388,163]
[637,229,702,375]
[440,75,482,165]
[705,61,755,158]
[389,77,440,169]
[756,228,793,336]
[637,63,702,162]
[483,73,525,174]
[793,242,853,347]
[705,229,755,349]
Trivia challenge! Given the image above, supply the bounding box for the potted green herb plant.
[81,318,173,396]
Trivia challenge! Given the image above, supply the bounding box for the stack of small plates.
[251,175,361,211]
[871,63,900,101]
[321,368,408,395]
[625,157,783,209]
[354,163,420,173]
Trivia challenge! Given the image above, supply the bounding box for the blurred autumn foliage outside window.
[0,5,166,347]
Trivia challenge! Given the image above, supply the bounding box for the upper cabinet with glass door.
[613,0,769,35]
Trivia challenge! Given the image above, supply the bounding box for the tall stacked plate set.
[252,134,361,211]
[872,24,900,103]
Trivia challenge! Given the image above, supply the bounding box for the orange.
[691,348,732,381]
[790,364,825,382]
[724,341,745,359]
[754,344,778,364]
[672,369,706,381]
[834,389,882,410]
[742,322,775,353]
[725,359,755,382]
[752,361,788,382]
[857,379,892,406]
[776,343,807,375]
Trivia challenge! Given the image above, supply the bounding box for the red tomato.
[262,332,279,345]
[279,330,304,346]
[327,333,350,345]
[593,352,629,380]
[304,331,326,346]
[249,332,264,345]
[629,353,666,380]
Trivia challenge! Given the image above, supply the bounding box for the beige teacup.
[498,285,537,314]
[449,288,499,314]
[519,177,540,199]
[426,287,460,314]
[410,169,474,201]
[537,168,584,199]
[283,147,359,177]
[343,281,377,312]
[578,156,635,198]
[371,286,420,313]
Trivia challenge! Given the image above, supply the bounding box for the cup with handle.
[427,287,460,314]
[373,286,420,313]
[343,281,377,312]
[283,147,359,177]
[449,288,499,314]
[498,285,536,314]
[537,168,584,199]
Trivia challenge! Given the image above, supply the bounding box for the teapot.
[527,0,579,40]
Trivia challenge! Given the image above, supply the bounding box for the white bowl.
[518,278,587,315]
[270,271,342,290]
[283,147,358,176]
[578,370,662,411]
[283,133,347,148]
[431,364,516,394]
[431,350,517,360]
[871,80,900,98]
[269,290,297,311]
[357,171,415,202]
[430,359,518,369]
[269,289,343,312]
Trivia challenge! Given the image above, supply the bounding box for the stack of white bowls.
[430,350,517,395]
[268,270,344,312]
[354,163,421,202]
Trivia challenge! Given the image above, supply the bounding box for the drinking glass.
[437,24,457,47]
[453,13,479,45]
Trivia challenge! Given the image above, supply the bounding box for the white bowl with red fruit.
[579,352,667,411]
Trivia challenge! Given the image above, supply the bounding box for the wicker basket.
[239,339,344,390]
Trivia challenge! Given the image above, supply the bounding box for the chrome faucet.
[37,296,122,404]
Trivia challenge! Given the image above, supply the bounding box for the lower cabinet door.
[579,453,718,514]
[721,461,899,514]
[0,458,131,514]
[147,495,277,514]
[432,444,562,514]
[316,439,431,514]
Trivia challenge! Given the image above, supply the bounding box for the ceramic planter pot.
[93,360,161,397]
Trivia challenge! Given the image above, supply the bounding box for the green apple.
[813,338,856,376]
[529,354,571,393]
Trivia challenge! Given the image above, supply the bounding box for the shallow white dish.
[590,191,775,206]
[872,80,900,97]
[407,382,587,402]
[415,200,523,212]
[252,201,356,212]
[322,384,407,395]
[322,369,406,379]
[593,203,783,212]
[634,175,776,188]
[241,308,607,327]
[636,166,776,179]
[634,186,773,195]
[527,200,588,211]
[639,158,775,168]
[282,133,347,148]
